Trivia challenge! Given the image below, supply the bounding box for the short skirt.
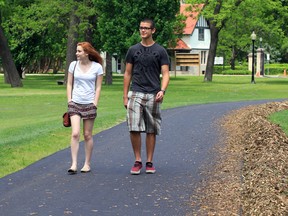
[68,101,97,120]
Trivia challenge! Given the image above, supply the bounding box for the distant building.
[170,3,210,75]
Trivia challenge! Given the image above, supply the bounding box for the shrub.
[214,66,249,75]
[214,64,288,76]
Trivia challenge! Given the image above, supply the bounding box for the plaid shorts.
[68,101,97,120]
[126,91,161,135]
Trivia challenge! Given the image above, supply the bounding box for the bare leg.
[146,133,156,162]
[81,118,95,171]
[69,115,81,171]
[130,131,142,162]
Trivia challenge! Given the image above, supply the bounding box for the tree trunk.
[230,58,236,70]
[85,15,97,44]
[230,46,236,70]
[105,53,113,85]
[4,68,9,83]
[203,0,243,81]
[204,23,219,82]
[64,8,79,84]
[0,25,23,87]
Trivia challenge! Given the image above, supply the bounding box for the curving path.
[0,100,282,216]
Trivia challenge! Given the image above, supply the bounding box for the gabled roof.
[174,38,191,50]
[180,4,204,35]
[170,3,205,50]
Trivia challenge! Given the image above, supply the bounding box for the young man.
[123,18,170,175]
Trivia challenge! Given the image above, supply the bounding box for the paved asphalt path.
[0,100,282,216]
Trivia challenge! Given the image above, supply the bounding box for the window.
[201,51,207,64]
[198,28,204,41]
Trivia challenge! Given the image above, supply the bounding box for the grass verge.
[0,74,287,178]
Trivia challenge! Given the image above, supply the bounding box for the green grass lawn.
[269,109,288,134]
[0,74,287,178]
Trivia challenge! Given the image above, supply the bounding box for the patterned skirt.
[68,101,97,120]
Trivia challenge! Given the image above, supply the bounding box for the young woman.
[66,42,103,174]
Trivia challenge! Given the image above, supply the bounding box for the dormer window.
[198,28,204,41]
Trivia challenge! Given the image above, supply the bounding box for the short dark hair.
[141,18,155,29]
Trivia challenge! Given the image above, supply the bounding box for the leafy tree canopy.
[94,0,183,58]
[2,0,99,72]
[217,0,288,63]
[186,0,288,66]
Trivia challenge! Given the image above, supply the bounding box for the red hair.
[77,42,103,65]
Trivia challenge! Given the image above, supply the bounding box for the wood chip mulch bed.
[190,101,288,215]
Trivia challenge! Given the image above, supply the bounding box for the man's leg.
[130,131,143,174]
[130,131,142,161]
[144,94,160,174]
[145,133,156,174]
[146,133,156,162]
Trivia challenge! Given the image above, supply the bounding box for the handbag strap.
[71,61,77,99]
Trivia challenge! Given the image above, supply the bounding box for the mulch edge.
[190,101,288,215]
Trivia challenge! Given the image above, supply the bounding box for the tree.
[0,0,23,87]
[277,0,288,62]
[0,24,22,87]
[64,4,80,84]
[62,0,102,83]
[2,0,71,76]
[98,0,181,56]
[2,0,100,84]
[94,0,182,84]
[218,0,287,67]
[105,53,112,85]
[187,0,243,81]
[187,0,288,80]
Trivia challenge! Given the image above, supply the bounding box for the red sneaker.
[130,161,142,175]
[145,162,156,174]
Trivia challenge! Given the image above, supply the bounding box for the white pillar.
[248,53,252,72]
[256,48,265,76]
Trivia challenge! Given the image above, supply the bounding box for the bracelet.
[160,89,166,95]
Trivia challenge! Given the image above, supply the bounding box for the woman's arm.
[94,74,103,107]
[67,72,73,102]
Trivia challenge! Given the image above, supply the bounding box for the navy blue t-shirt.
[125,43,170,94]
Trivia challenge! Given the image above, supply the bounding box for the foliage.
[218,0,287,65]
[265,63,288,75]
[219,69,256,76]
[72,0,102,49]
[0,0,287,77]
[1,0,99,74]
[214,63,288,75]
[280,38,288,62]
[2,0,71,73]
[186,0,287,80]
[94,0,182,58]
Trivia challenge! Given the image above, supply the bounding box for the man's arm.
[123,63,133,108]
[161,64,170,92]
[156,64,170,102]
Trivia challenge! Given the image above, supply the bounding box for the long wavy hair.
[77,42,103,65]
